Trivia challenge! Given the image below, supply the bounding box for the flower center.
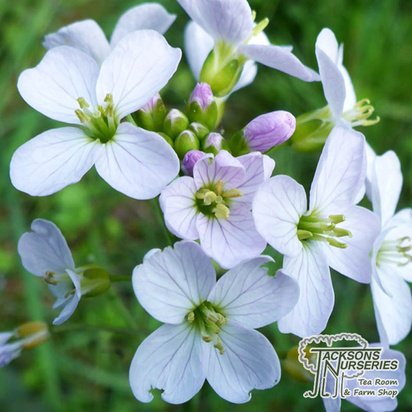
[297,214,352,248]
[342,99,380,127]
[75,94,119,143]
[187,302,227,355]
[377,237,412,267]
[44,270,75,298]
[195,180,242,220]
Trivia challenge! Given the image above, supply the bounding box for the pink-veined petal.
[43,19,111,65]
[177,0,254,46]
[129,323,206,404]
[184,22,214,80]
[97,30,181,118]
[208,257,299,328]
[52,269,82,325]
[17,219,74,277]
[193,150,245,190]
[253,175,307,257]
[239,44,320,82]
[235,152,275,205]
[315,28,346,118]
[18,46,99,124]
[196,205,266,269]
[372,270,412,346]
[278,243,334,337]
[160,177,198,240]
[371,150,402,227]
[206,321,280,403]
[10,127,100,197]
[94,122,179,200]
[309,125,366,215]
[110,3,176,48]
[132,241,216,324]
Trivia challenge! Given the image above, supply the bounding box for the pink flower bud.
[244,111,296,153]
[182,150,205,176]
[189,83,214,110]
[140,93,162,114]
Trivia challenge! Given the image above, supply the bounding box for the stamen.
[77,97,89,108]
[215,180,224,196]
[253,18,269,37]
[204,191,218,205]
[343,99,380,128]
[187,312,195,323]
[214,203,230,220]
[378,237,412,267]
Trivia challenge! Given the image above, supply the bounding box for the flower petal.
[129,323,206,404]
[160,177,198,240]
[97,30,181,119]
[372,269,412,345]
[0,342,22,368]
[309,125,366,215]
[17,219,74,277]
[208,257,299,328]
[278,243,334,337]
[43,19,111,65]
[10,127,99,197]
[322,206,380,283]
[0,333,13,346]
[235,152,275,205]
[132,241,216,324]
[193,150,245,190]
[344,345,406,412]
[94,122,179,200]
[196,205,267,269]
[239,44,320,82]
[315,28,346,118]
[253,175,307,257]
[177,0,254,46]
[231,61,258,94]
[17,46,100,124]
[52,269,82,325]
[371,150,402,227]
[340,63,357,112]
[207,321,280,403]
[110,3,176,48]
[184,22,214,80]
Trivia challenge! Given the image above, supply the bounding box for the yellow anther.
[204,191,218,205]
[223,189,243,198]
[215,195,223,204]
[297,230,313,241]
[329,215,346,224]
[253,17,269,37]
[327,238,347,249]
[216,180,224,196]
[187,312,195,323]
[214,203,230,220]
[75,109,90,123]
[77,97,90,108]
[214,336,225,355]
[196,188,210,199]
[333,228,353,238]
[202,335,213,343]
[252,10,256,21]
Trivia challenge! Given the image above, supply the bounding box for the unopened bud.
[187,83,218,130]
[16,322,50,350]
[133,93,167,132]
[158,132,174,147]
[174,130,200,159]
[189,122,210,140]
[202,132,228,155]
[182,150,205,176]
[163,109,190,139]
[244,111,296,152]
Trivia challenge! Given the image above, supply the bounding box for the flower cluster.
[4,1,410,412]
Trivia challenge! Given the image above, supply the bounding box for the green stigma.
[297,213,351,249]
[187,302,227,355]
[75,94,118,143]
[195,180,242,220]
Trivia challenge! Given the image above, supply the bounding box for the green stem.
[109,274,132,283]
[52,323,140,336]
[151,197,175,246]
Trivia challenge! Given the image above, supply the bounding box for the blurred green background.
[0,0,411,410]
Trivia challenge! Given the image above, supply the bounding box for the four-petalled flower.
[129,241,299,404]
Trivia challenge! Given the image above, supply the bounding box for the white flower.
[315,28,379,128]
[368,151,412,345]
[323,344,406,412]
[178,0,319,96]
[129,240,299,404]
[18,219,109,325]
[160,150,275,268]
[10,30,180,199]
[1,323,50,368]
[43,3,176,65]
[253,125,380,337]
